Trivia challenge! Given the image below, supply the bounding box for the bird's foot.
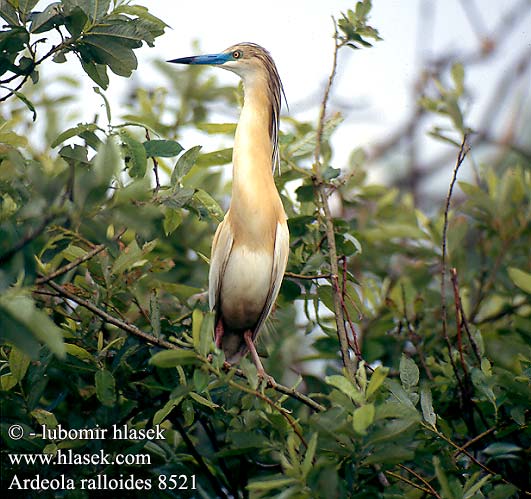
[243,329,276,388]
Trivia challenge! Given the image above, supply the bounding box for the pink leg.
[214,318,224,348]
[243,330,276,387]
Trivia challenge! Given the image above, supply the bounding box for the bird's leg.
[208,318,225,364]
[243,330,276,388]
[214,318,224,349]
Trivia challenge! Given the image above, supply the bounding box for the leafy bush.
[1,1,530,498]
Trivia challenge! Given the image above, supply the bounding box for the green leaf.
[352,403,375,435]
[143,139,183,158]
[189,392,219,409]
[31,408,58,428]
[247,477,298,491]
[451,62,465,95]
[171,145,202,184]
[195,148,232,167]
[153,395,184,426]
[95,369,116,406]
[65,343,94,363]
[471,367,496,411]
[59,144,89,164]
[63,0,111,21]
[120,130,147,178]
[191,188,224,222]
[325,374,364,404]
[508,267,531,294]
[363,445,415,465]
[482,442,522,456]
[399,355,419,389]
[82,36,137,77]
[0,291,65,358]
[192,308,203,353]
[150,349,200,367]
[197,123,237,134]
[420,382,436,427]
[12,90,36,121]
[301,432,318,476]
[80,59,109,89]
[8,345,31,383]
[384,379,417,410]
[111,239,143,275]
[160,187,195,210]
[433,455,456,499]
[163,207,183,236]
[199,311,214,357]
[0,1,20,26]
[17,0,40,15]
[367,366,389,398]
[51,123,99,148]
[29,3,62,33]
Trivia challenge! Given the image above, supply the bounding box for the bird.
[168,43,289,381]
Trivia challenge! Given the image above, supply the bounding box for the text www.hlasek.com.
[8,449,150,466]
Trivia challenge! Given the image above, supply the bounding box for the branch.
[285,271,331,280]
[45,280,177,350]
[35,228,126,285]
[44,280,325,413]
[440,134,470,398]
[312,19,357,378]
[397,464,442,499]
[450,267,482,364]
[0,213,56,265]
[421,422,530,495]
[170,412,230,499]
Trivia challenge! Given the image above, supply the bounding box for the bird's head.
[168,42,278,84]
[168,42,286,172]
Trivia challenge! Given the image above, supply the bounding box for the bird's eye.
[232,50,242,59]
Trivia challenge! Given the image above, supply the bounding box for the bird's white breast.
[220,244,273,330]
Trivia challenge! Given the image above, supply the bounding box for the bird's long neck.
[229,74,282,246]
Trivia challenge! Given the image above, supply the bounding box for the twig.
[285,271,331,280]
[207,363,308,449]
[45,280,178,350]
[35,228,126,285]
[171,413,229,499]
[312,19,356,378]
[450,267,481,364]
[145,129,161,192]
[44,279,325,412]
[0,213,56,265]
[440,134,469,399]
[385,470,436,497]
[421,421,529,494]
[397,463,442,499]
[452,425,496,458]
[450,268,468,378]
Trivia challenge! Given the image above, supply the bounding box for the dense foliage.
[1,1,530,498]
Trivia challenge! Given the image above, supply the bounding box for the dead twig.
[440,134,470,402]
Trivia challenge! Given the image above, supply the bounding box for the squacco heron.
[169,43,289,380]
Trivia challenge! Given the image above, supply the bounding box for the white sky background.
[36,0,531,193]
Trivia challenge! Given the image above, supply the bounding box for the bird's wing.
[208,214,234,313]
[252,219,289,339]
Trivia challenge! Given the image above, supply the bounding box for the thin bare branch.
[312,19,356,378]
[35,228,127,285]
[440,134,469,397]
